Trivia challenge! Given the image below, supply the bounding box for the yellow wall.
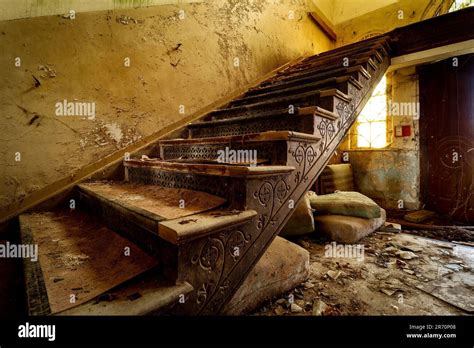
[335,0,449,46]
[0,1,333,214]
[0,0,203,21]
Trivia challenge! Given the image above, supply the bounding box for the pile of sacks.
[280,191,386,243]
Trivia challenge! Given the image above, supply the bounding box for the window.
[356,76,387,148]
[449,0,474,12]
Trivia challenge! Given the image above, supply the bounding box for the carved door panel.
[419,54,474,223]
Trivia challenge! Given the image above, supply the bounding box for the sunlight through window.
[449,0,474,12]
[356,76,387,148]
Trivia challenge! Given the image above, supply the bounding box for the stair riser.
[159,133,322,164]
[124,165,275,210]
[228,79,356,108]
[253,69,368,96]
[210,93,348,121]
[319,94,353,120]
[159,140,289,164]
[189,114,316,139]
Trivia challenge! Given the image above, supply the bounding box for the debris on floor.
[404,210,436,223]
[252,231,473,316]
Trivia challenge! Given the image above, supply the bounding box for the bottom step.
[59,271,193,316]
[19,211,159,315]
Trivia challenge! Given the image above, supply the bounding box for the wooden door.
[419,54,474,223]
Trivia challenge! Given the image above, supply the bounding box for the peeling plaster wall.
[345,149,420,209]
[0,1,333,213]
[335,0,442,46]
[0,0,204,21]
[341,67,421,210]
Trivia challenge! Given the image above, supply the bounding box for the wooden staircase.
[20,35,392,315]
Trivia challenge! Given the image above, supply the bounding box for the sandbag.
[309,191,381,218]
[280,192,315,236]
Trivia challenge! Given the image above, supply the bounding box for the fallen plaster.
[253,232,473,316]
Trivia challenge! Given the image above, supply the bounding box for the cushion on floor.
[280,192,315,236]
[320,163,355,194]
[223,236,309,315]
[309,191,381,219]
[314,208,386,243]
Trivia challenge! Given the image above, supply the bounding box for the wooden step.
[248,65,370,96]
[299,36,390,64]
[124,159,295,207]
[77,182,227,253]
[187,106,337,138]
[79,181,256,245]
[274,55,379,82]
[125,160,294,178]
[263,57,375,87]
[159,209,257,245]
[293,46,386,71]
[292,52,382,77]
[229,76,362,107]
[208,88,351,121]
[157,131,321,164]
[59,273,193,316]
[78,182,226,223]
[19,211,159,315]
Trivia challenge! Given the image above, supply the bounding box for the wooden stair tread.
[299,106,339,120]
[59,274,193,316]
[188,108,302,127]
[209,88,351,116]
[19,211,159,315]
[268,57,376,84]
[78,181,227,221]
[250,65,370,97]
[124,160,295,177]
[158,209,257,244]
[231,76,362,105]
[299,36,390,62]
[160,130,321,145]
[257,65,371,91]
[292,48,383,70]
